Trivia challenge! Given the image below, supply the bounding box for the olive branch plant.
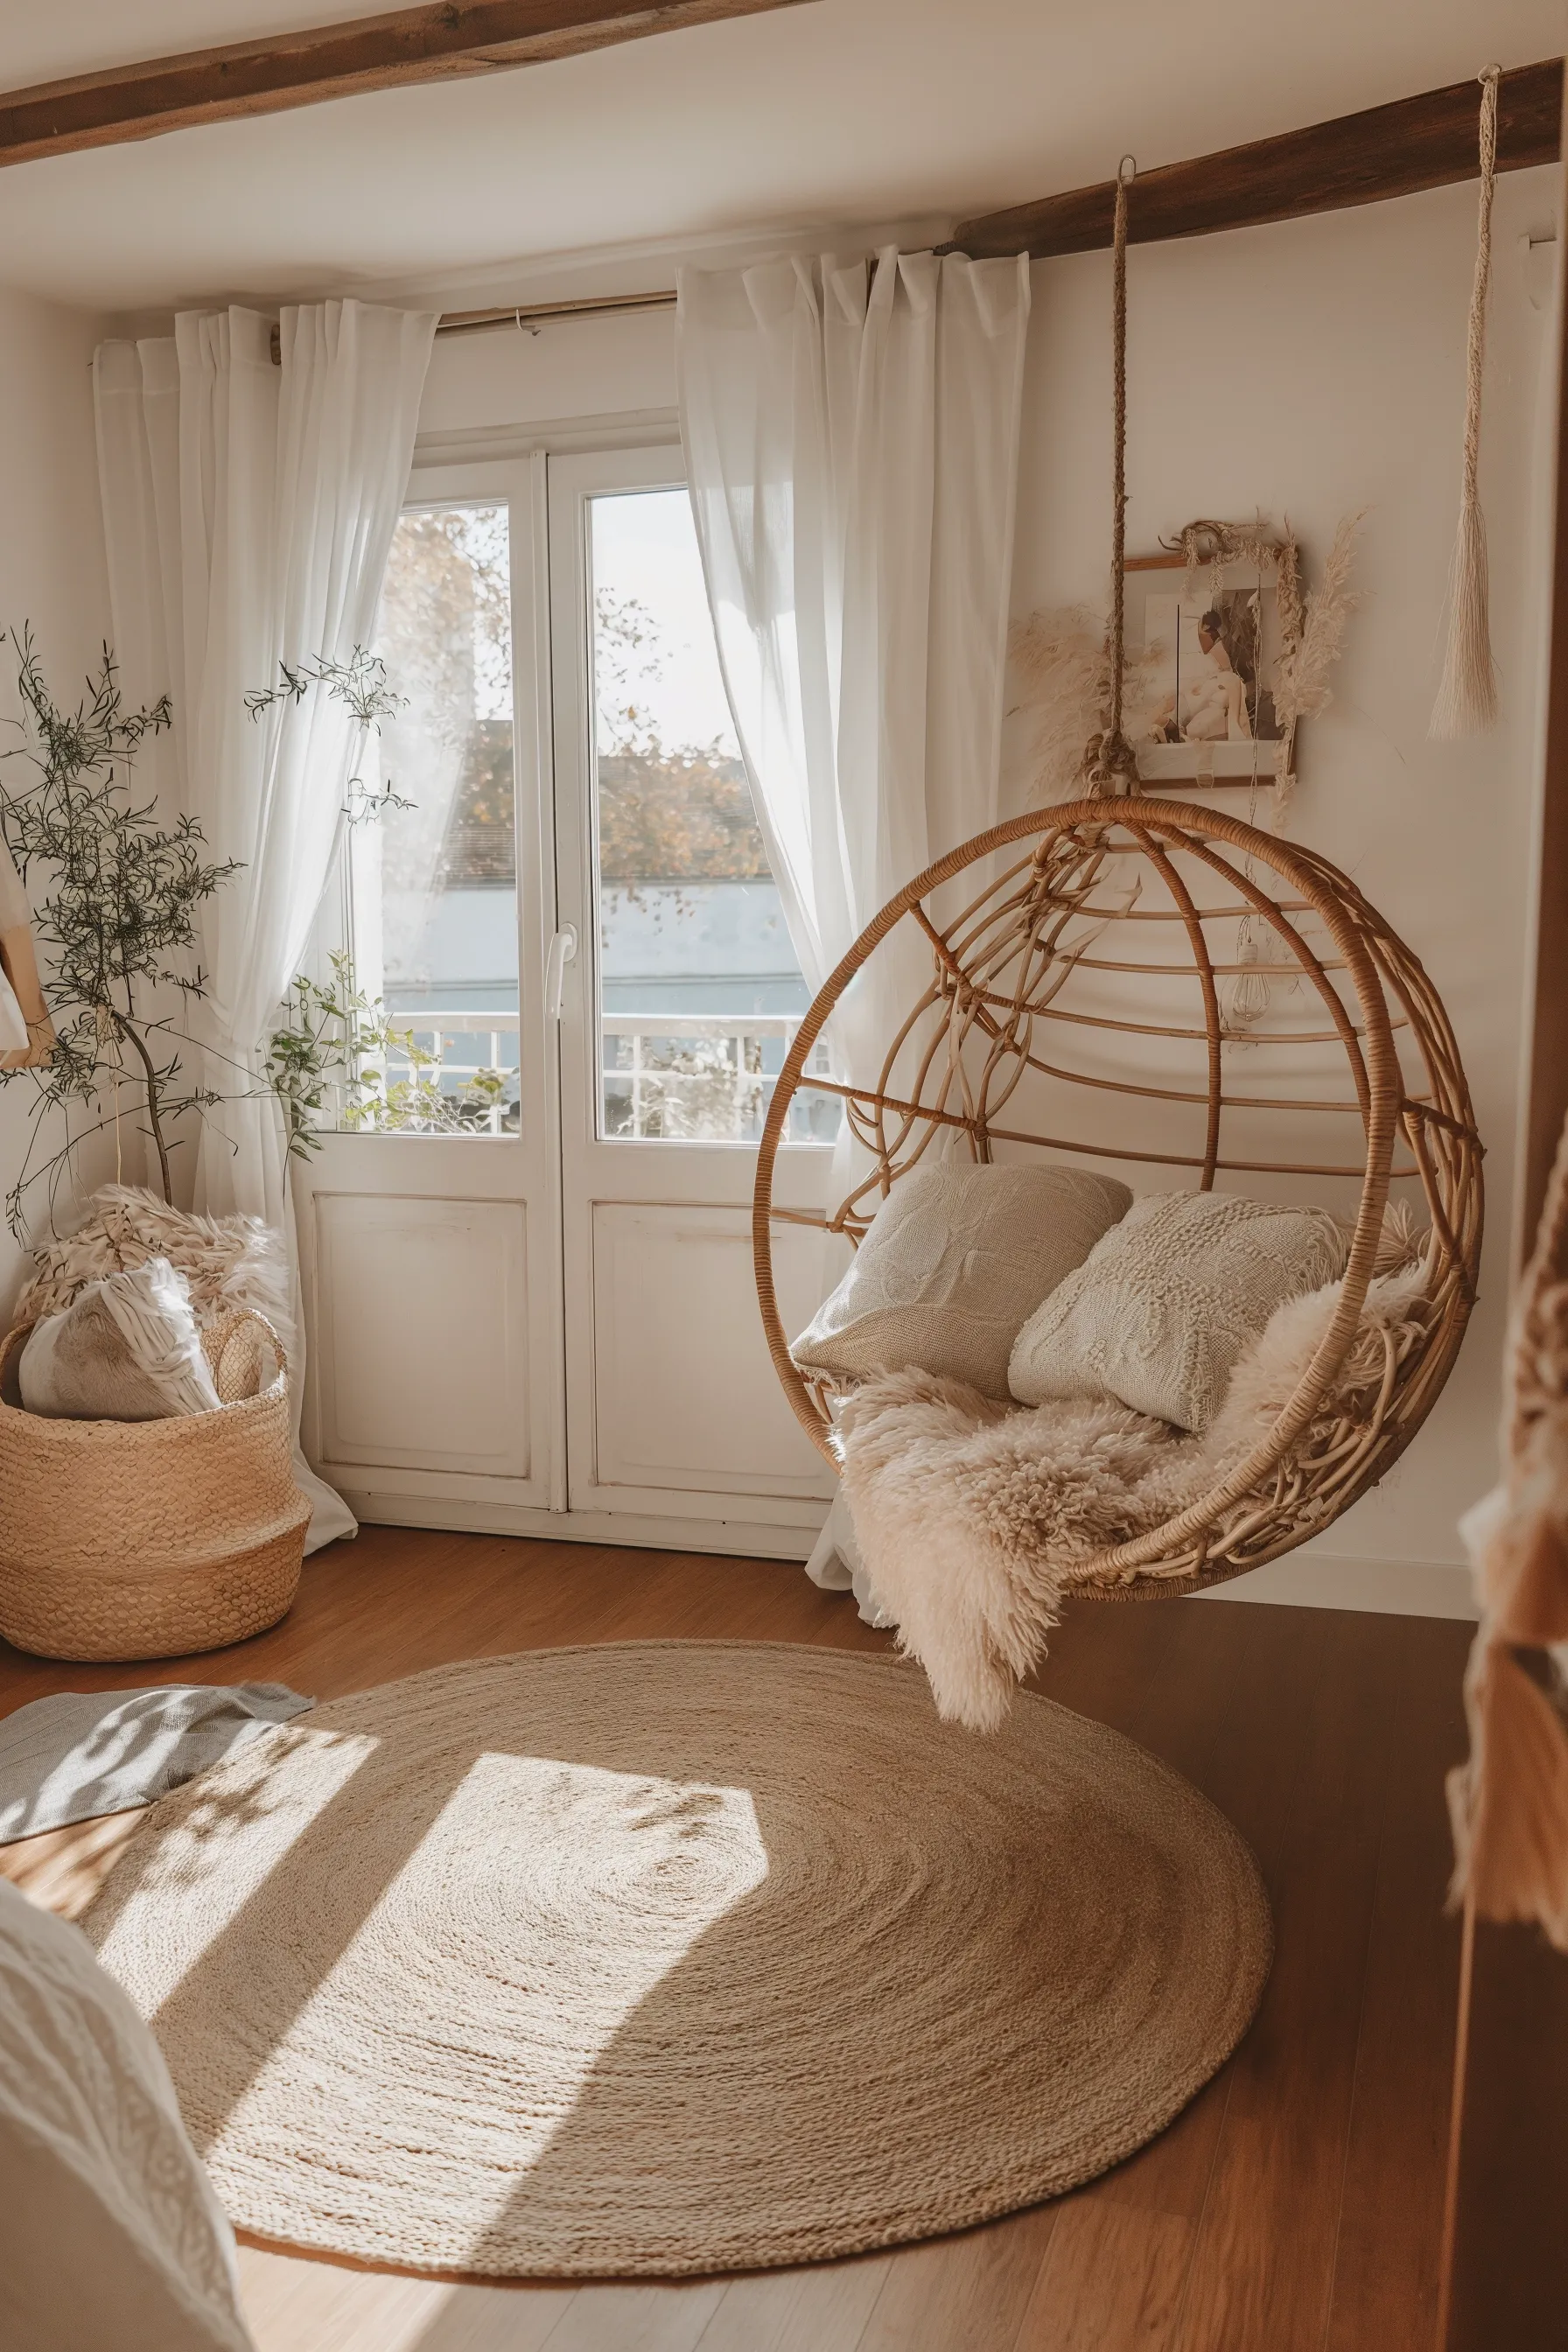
[0,634,513,1241]
[0,630,242,1236]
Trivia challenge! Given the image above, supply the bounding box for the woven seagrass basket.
[0,1309,312,1662]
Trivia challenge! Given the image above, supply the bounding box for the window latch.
[544,924,578,1022]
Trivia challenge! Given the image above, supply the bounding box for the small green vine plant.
[266,953,514,1158]
[252,652,516,1157]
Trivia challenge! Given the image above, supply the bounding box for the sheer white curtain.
[94,300,437,1549]
[676,247,1031,1597]
[678,248,1029,1012]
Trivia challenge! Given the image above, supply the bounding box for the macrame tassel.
[1430,66,1502,739]
[1448,1643,1568,1951]
[1483,1495,1568,1644]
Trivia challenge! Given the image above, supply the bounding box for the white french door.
[547,445,832,1543]
[296,438,835,1553]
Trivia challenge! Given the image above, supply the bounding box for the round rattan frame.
[753,800,1483,1600]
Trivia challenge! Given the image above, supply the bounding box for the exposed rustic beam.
[948,58,1564,260]
[0,0,811,168]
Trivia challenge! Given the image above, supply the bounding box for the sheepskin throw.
[1009,1190,1348,1431]
[792,1165,1131,1399]
[841,1263,1432,1732]
[17,1186,288,1338]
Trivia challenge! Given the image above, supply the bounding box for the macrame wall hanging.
[1431,64,1502,739]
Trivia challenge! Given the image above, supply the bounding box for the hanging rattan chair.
[752,798,1482,1600]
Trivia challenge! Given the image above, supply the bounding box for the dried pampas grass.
[1009,606,1115,805]
[1008,606,1162,805]
[1273,509,1365,735]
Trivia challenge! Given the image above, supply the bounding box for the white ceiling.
[1,0,1563,317]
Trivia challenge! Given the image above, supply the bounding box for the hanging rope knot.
[1080,727,1140,799]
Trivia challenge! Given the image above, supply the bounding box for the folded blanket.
[19,1258,223,1422]
[0,1683,314,1844]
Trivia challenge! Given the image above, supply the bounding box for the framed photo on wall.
[1124,550,1294,788]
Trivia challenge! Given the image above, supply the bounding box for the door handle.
[544,924,578,1021]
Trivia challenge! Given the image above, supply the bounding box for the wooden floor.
[1,1525,1562,2352]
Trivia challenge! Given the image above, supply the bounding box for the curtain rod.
[265,288,676,362]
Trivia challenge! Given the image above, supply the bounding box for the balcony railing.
[372,1008,836,1142]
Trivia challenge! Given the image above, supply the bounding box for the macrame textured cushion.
[1008,1191,1348,1432]
[792,1164,1131,1399]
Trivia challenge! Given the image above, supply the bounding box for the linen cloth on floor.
[0,1682,313,1844]
[0,1878,257,2352]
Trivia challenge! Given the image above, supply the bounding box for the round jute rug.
[85,1642,1270,2278]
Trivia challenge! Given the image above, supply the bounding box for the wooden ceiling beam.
[0,0,812,168]
[948,57,1564,260]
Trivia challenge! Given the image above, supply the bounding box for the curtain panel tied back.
[93,299,437,1550]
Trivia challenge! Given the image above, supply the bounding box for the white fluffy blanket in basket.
[836,1264,1432,1732]
[17,1186,289,1336]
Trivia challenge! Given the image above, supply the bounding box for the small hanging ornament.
[1081,159,1143,799]
[1430,66,1502,739]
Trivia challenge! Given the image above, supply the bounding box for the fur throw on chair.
[836,1263,1432,1732]
[15,1186,289,1337]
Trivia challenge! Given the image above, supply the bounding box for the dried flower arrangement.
[1009,511,1363,816]
[1008,514,1363,1038]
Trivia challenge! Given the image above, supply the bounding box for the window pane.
[345,501,519,1134]
[590,487,836,1144]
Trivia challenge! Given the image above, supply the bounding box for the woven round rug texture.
[85,1642,1271,2278]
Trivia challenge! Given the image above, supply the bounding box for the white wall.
[416,169,1560,1584]
[0,286,113,1315]
[416,308,678,457]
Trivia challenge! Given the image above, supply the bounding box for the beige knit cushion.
[791,1164,1132,1399]
[1008,1190,1348,1432]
